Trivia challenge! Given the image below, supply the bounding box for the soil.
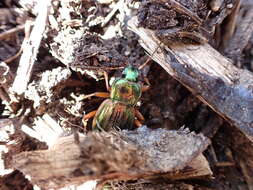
[0,0,253,189]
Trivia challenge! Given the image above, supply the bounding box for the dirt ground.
[1,0,253,189]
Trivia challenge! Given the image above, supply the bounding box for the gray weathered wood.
[12,127,211,189]
[128,17,253,142]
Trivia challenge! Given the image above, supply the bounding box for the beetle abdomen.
[92,99,135,131]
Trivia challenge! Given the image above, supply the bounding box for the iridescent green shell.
[92,78,142,131]
[110,78,142,106]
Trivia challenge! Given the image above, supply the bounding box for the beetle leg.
[142,85,150,92]
[135,109,145,121]
[82,110,97,129]
[134,118,142,128]
[135,109,144,128]
[82,110,97,121]
[142,78,151,92]
[138,57,152,70]
[104,71,111,92]
[82,92,110,99]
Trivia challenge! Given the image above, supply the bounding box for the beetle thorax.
[110,78,141,106]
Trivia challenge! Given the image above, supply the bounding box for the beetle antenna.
[138,41,162,70]
[138,57,151,70]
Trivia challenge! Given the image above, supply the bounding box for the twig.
[128,16,253,142]
[215,161,235,167]
[0,24,25,41]
[101,0,123,27]
[11,0,51,95]
[4,21,33,64]
[4,49,23,64]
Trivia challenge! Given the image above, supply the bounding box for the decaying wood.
[11,0,51,95]
[128,17,253,142]
[224,3,253,63]
[12,127,211,189]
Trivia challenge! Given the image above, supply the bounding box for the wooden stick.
[101,0,123,27]
[12,127,211,189]
[128,17,253,142]
[11,0,51,95]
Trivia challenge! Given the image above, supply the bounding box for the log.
[128,17,253,142]
[12,127,211,189]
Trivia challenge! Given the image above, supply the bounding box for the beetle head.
[122,65,139,82]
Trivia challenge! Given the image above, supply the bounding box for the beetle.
[82,65,149,131]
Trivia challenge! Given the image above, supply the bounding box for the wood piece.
[12,127,211,189]
[163,154,212,180]
[128,17,253,142]
[11,0,51,95]
[101,0,123,27]
[224,4,253,62]
[220,0,240,50]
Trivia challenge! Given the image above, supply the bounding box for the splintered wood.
[11,0,51,95]
[128,17,253,142]
[12,127,211,189]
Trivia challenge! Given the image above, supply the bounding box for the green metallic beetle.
[82,65,149,131]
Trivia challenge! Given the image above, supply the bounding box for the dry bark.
[128,17,253,142]
[11,127,211,189]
